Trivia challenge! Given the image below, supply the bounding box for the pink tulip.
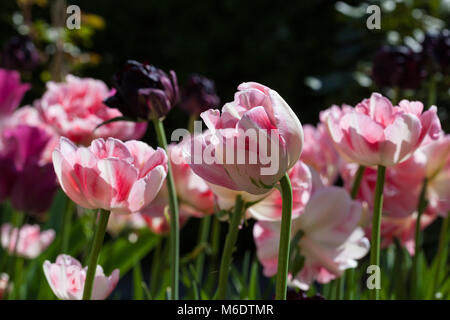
[0,273,10,300]
[1,224,55,259]
[107,212,147,237]
[139,141,214,233]
[378,211,437,255]
[37,75,147,146]
[340,160,424,219]
[426,157,450,217]
[324,93,441,167]
[300,123,340,185]
[43,254,119,300]
[254,186,369,290]
[187,82,303,195]
[52,137,168,214]
[0,69,29,118]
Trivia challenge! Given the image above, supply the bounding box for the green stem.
[369,165,386,300]
[428,75,437,107]
[351,166,366,199]
[195,215,211,283]
[216,195,244,300]
[275,174,293,300]
[432,215,449,296]
[341,165,366,300]
[411,178,428,299]
[60,200,74,253]
[392,86,400,105]
[82,210,110,300]
[152,117,180,300]
[188,113,198,133]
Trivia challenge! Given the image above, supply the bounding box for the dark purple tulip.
[180,74,220,114]
[104,60,179,120]
[0,125,57,214]
[422,29,450,74]
[1,36,40,72]
[371,46,426,89]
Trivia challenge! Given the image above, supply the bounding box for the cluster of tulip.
[0,51,448,301]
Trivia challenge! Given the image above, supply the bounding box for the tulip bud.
[1,36,40,72]
[371,46,425,89]
[180,74,220,114]
[104,60,179,120]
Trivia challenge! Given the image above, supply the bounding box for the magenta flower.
[1,224,55,259]
[324,93,441,167]
[187,82,304,195]
[52,137,168,214]
[43,254,119,300]
[0,125,58,214]
[254,186,369,290]
[0,68,29,118]
[37,75,146,146]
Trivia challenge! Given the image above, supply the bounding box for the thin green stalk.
[60,200,74,253]
[351,166,366,199]
[342,165,365,300]
[216,195,244,299]
[428,75,437,107]
[432,215,449,296]
[335,272,345,300]
[195,215,211,283]
[275,174,293,300]
[82,210,110,300]
[392,86,400,105]
[369,165,386,300]
[152,117,180,300]
[188,113,198,133]
[411,178,428,299]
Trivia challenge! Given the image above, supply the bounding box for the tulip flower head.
[140,141,214,233]
[422,29,450,74]
[186,82,304,195]
[254,186,369,290]
[1,224,55,259]
[300,123,340,185]
[180,74,220,114]
[43,254,119,300]
[52,137,168,214]
[104,60,179,120]
[37,75,146,145]
[324,93,441,167]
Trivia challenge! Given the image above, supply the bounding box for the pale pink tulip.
[426,158,450,217]
[1,224,55,259]
[43,254,119,300]
[300,123,340,185]
[52,137,168,214]
[254,186,369,290]
[340,160,424,219]
[0,69,29,118]
[106,212,147,237]
[324,93,441,167]
[140,142,214,233]
[377,211,437,255]
[0,273,10,300]
[37,75,146,145]
[187,82,303,195]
